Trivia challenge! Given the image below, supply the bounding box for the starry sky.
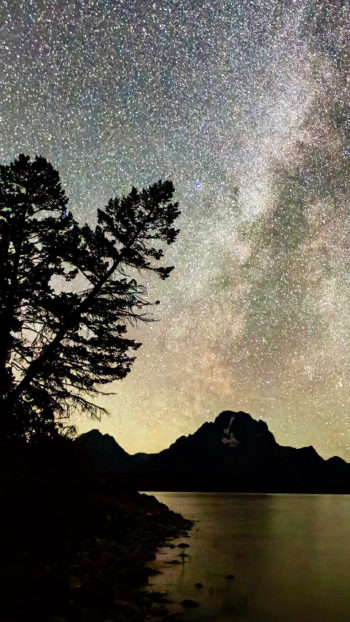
[1,0,350,459]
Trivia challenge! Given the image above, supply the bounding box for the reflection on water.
[146,493,350,621]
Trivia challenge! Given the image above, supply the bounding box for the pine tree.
[0,155,180,441]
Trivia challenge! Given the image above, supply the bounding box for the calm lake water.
[145,492,350,622]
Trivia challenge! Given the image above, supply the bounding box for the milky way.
[1,0,350,458]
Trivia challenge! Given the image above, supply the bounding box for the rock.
[148,591,169,602]
[145,567,162,576]
[69,575,83,589]
[150,596,172,605]
[177,543,190,548]
[181,599,200,607]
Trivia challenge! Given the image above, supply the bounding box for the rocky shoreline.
[0,439,193,622]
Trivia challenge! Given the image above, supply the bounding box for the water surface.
[146,492,350,621]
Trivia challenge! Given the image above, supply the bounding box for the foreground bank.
[0,438,193,622]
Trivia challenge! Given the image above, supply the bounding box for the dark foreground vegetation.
[0,155,187,619]
[0,436,193,622]
[0,156,187,620]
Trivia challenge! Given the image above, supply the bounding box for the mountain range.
[75,410,350,493]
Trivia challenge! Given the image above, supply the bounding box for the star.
[1,0,349,459]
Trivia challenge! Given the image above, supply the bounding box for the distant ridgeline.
[75,411,350,493]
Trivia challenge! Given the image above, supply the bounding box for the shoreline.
[0,441,193,622]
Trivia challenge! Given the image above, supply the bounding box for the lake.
[145,492,350,621]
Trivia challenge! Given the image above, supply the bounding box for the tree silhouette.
[0,154,180,441]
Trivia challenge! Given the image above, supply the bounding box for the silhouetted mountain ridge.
[75,428,133,472]
[76,411,350,492]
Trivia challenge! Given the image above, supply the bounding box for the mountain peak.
[214,410,276,447]
[75,411,350,492]
[75,428,131,471]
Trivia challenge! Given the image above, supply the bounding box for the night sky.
[1,0,350,458]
